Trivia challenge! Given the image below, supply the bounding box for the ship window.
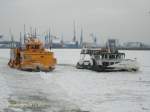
[102,55,104,59]
[102,54,107,59]
[109,55,112,59]
[116,55,118,59]
[95,55,100,59]
[113,55,115,59]
[117,55,121,59]
[109,55,115,59]
[30,45,40,49]
[24,55,31,60]
[84,54,91,60]
[120,55,123,59]
[103,62,109,66]
[26,45,30,49]
[110,62,114,65]
[35,45,40,49]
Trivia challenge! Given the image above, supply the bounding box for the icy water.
[0,49,150,112]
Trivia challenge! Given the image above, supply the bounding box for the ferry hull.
[76,59,139,72]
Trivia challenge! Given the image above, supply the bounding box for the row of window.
[26,45,41,49]
[94,54,125,59]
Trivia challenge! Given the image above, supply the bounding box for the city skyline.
[0,0,150,44]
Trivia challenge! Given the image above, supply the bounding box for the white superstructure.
[76,48,139,72]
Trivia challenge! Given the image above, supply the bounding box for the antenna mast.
[20,32,22,47]
[24,24,26,44]
[80,27,83,47]
[35,28,36,38]
[48,29,51,49]
[73,21,76,42]
[9,29,14,48]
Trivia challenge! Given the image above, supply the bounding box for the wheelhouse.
[80,48,125,67]
[80,48,125,60]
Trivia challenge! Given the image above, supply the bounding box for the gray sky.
[0,0,150,44]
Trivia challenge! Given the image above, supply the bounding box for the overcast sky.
[0,0,150,44]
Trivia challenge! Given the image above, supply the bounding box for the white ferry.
[76,48,139,72]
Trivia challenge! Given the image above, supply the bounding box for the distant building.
[106,39,119,52]
[51,38,63,48]
[63,41,79,48]
[82,42,97,48]
[123,42,143,48]
[0,35,3,39]
[119,41,150,50]
[89,33,98,47]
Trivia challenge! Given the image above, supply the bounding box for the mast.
[73,21,76,42]
[94,34,97,46]
[48,29,51,49]
[20,32,22,47]
[24,24,26,44]
[9,29,14,48]
[61,33,64,47]
[35,28,37,38]
[30,26,32,37]
[90,33,97,47]
[44,32,47,48]
[80,27,83,47]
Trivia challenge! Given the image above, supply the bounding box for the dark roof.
[81,48,125,55]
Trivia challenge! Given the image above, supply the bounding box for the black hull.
[76,64,137,72]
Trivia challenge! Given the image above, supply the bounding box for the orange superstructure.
[8,37,56,72]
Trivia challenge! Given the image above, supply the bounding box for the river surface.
[0,49,150,112]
